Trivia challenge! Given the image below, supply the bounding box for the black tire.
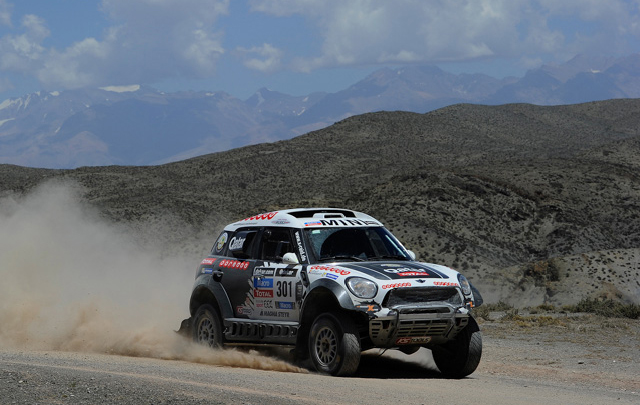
[308,312,361,376]
[192,304,224,348]
[432,316,482,378]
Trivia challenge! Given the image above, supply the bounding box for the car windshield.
[304,227,411,263]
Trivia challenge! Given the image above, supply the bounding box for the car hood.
[310,261,460,281]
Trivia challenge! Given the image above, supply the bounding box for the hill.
[1,99,639,306]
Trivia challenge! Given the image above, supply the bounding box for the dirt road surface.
[1,315,638,405]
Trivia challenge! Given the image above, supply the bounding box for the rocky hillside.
[1,99,639,306]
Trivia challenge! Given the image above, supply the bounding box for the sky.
[0,0,639,100]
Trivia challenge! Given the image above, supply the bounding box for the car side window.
[228,229,258,259]
[259,228,294,262]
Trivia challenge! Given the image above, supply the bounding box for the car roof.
[224,208,383,231]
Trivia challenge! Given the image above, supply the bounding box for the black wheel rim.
[197,318,216,347]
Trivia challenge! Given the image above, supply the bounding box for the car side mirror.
[282,252,299,265]
[407,250,416,260]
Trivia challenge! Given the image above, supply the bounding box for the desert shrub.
[500,312,566,328]
[524,260,560,283]
[501,307,521,320]
[483,300,515,311]
[472,305,491,320]
[529,303,555,313]
[472,300,516,321]
[565,298,640,319]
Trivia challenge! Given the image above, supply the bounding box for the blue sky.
[1,0,639,100]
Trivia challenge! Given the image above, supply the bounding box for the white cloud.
[0,76,13,93]
[0,14,49,71]
[1,0,638,92]
[251,0,640,71]
[237,43,283,73]
[0,0,230,90]
[0,0,11,27]
[37,37,111,89]
[36,0,230,88]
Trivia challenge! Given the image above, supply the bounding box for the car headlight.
[346,277,378,299]
[457,274,472,296]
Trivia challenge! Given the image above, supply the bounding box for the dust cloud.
[0,181,305,373]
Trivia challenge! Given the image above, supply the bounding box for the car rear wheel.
[432,316,482,378]
[193,304,224,348]
[308,312,361,376]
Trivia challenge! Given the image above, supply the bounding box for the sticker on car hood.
[340,262,447,280]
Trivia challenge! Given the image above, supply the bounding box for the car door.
[216,228,259,318]
[238,227,306,321]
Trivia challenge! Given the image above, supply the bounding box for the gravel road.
[1,315,638,405]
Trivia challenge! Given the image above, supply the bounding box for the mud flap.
[176,317,193,337]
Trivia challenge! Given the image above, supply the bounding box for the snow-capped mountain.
[2,54,640,168]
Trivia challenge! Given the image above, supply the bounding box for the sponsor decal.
[433,281,459,287]
[294,231,307,261]
[254,267,275,276]
[242,212,278,221]
[201,258,217,265]
[254,289,274,298]
[236,306,253,316]
[254,278,274,288]
[296,282,304,302]
[215,233,228,252]
[382,282,411,289]
[356,304,380,312]
[256,300,273,309]
[272,218,290,225]
[260,310,290,318]
[397,271,432,277]
[395,336,431,345]
[276,301,294,310]
[304,221,322,227]
[219,259,250,270]
[383,267,429,274]
[325,273,339,280]
[201,268,213,274]
[317,219,380,227]
[276,268,298,277]
[383,267,435,277]
[309,265,351,276]
[355,304,380,313]
[229,236,245,250]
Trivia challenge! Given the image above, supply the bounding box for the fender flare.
[470,282,484,307]
[189,276,234,319]
[301,278,355,314]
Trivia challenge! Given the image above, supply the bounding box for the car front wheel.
[308,312,361,376]
[432,316,482,378]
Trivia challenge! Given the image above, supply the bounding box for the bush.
[565,298,640,319]
[529,303,555,313]
[484,300,515,311]
[472,300,515,321]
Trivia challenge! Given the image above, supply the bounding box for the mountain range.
[1,54,640,168]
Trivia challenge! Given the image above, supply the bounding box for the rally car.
[180,208,483,377]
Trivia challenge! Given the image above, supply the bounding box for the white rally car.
[180,208,483,377]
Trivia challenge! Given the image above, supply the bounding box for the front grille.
[396,319,451,337]
[383,287,463,308]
